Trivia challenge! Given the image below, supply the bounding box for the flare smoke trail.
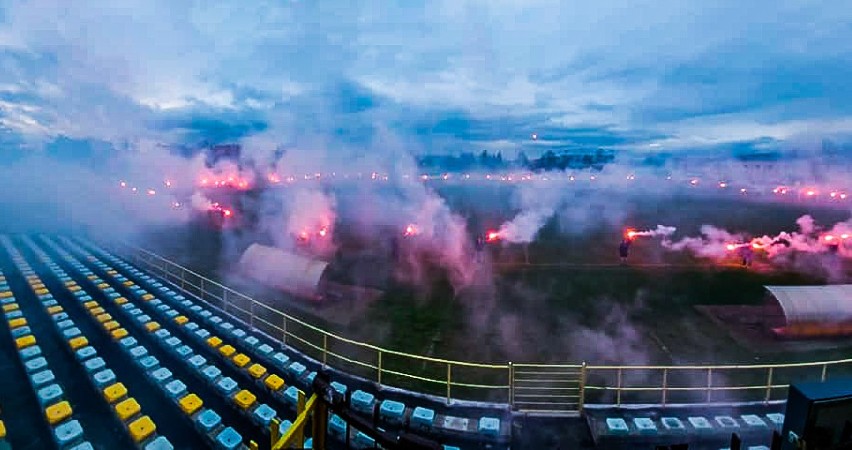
[662,214,852,261]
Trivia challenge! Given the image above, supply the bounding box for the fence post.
[322,334,328,367]
[249,298,255,331]
[281,314,287,347]
[765,367,774,404]
[616,368,623,407]
[821,363,828,382]
[706,368,713,402]
[508,362,514,407]
[377,350,383,385]
[578,362,587,413]
[661,368,668,407]
[446,363,452,405]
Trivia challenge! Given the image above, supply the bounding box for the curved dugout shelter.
[238,243,329,299]
[767,284,852,337]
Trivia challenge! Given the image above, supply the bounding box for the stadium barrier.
[117,243,852,415]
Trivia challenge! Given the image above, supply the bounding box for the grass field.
[135,186,852,378]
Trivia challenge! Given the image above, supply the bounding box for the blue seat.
[25,356,48,374]
[30,369,56,388]
[143,436,173,450]
[252,404,277,426]
[150,367,173,385]
[37,383,64,406]
[201,365,222,383]
[196,409,222,433]
[165,379,187,399]
[75,346,97,361]
[215,427,242,450]
[20,344,43,360]
[138,355,160,371]
[188,355,207,370]
[83,357,106,373]
[215,377,238,396]
[93,369,117,389]
[54,419,84,447]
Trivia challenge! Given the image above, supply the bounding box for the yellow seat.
[174,316,188,325]
[178,393,203,415]
[30,283,45,290]
[115,397,141,421]
[111,328,129,340]
[103,382,128,404]
[123,281,134,287]
[232,353,250,368]
[83,300,98,309]
[97,283,109,289]
[128,416,155,443]
[248,363,266,379]
[64,280,77,287]
[96,313,112,323]
[68,286,81,293]
[8,317,27,329]
[34,288,49,296]
[90,307,105,316]
[218,345,236,358]
[107,270,117,275]
[0,419,5,438]
[207,336,222,348]
[69,336,89,351]
[15,335,36,349]
[2,303,19,312]
[103,320,120,331]
[141,294,154,301]
[45,400,73,425]
[87,275,98,280]
[47,305,63,315]
[145,322,160,333]
[26,275,39,280]
[232,390,256,410]
[264,374,285,391]
[0,291,12,299]
[114,297,128,305]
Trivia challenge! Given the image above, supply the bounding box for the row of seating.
[0,237,91,449]
[16,236,172,450]
[603,413,785,435]
[0,271,7,446]
[54,237,320,446]
[36,236,258,450]
[71,236,491,449]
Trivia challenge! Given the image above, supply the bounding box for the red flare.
[486,230,501,242]
[404,224,419,237]
[841,234,850,240]
[119,181,127,188]
[806,190,816,197]
[824,235,835,242]
[726,244,737,251]
[318,227,328,237]
[223,209,232,217]
[146,189,156,196]
[625,229,637,239]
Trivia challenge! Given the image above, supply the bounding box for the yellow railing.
[97,240,852,413]
[583,359,852,407]
[270,390,321,450]
[115,242,511,405]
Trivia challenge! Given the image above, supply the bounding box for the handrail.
[101,240,852,412]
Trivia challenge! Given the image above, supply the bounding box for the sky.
[1,0,852,158]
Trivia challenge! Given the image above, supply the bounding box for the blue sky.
[1,0,851,158]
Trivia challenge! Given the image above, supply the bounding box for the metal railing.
[105,242,852,414]
[117,243,511,405]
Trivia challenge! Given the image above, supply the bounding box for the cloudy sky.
[1,0,851,158]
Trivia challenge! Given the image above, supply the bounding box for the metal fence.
[111,243,852,414]
[118,243,511,405]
